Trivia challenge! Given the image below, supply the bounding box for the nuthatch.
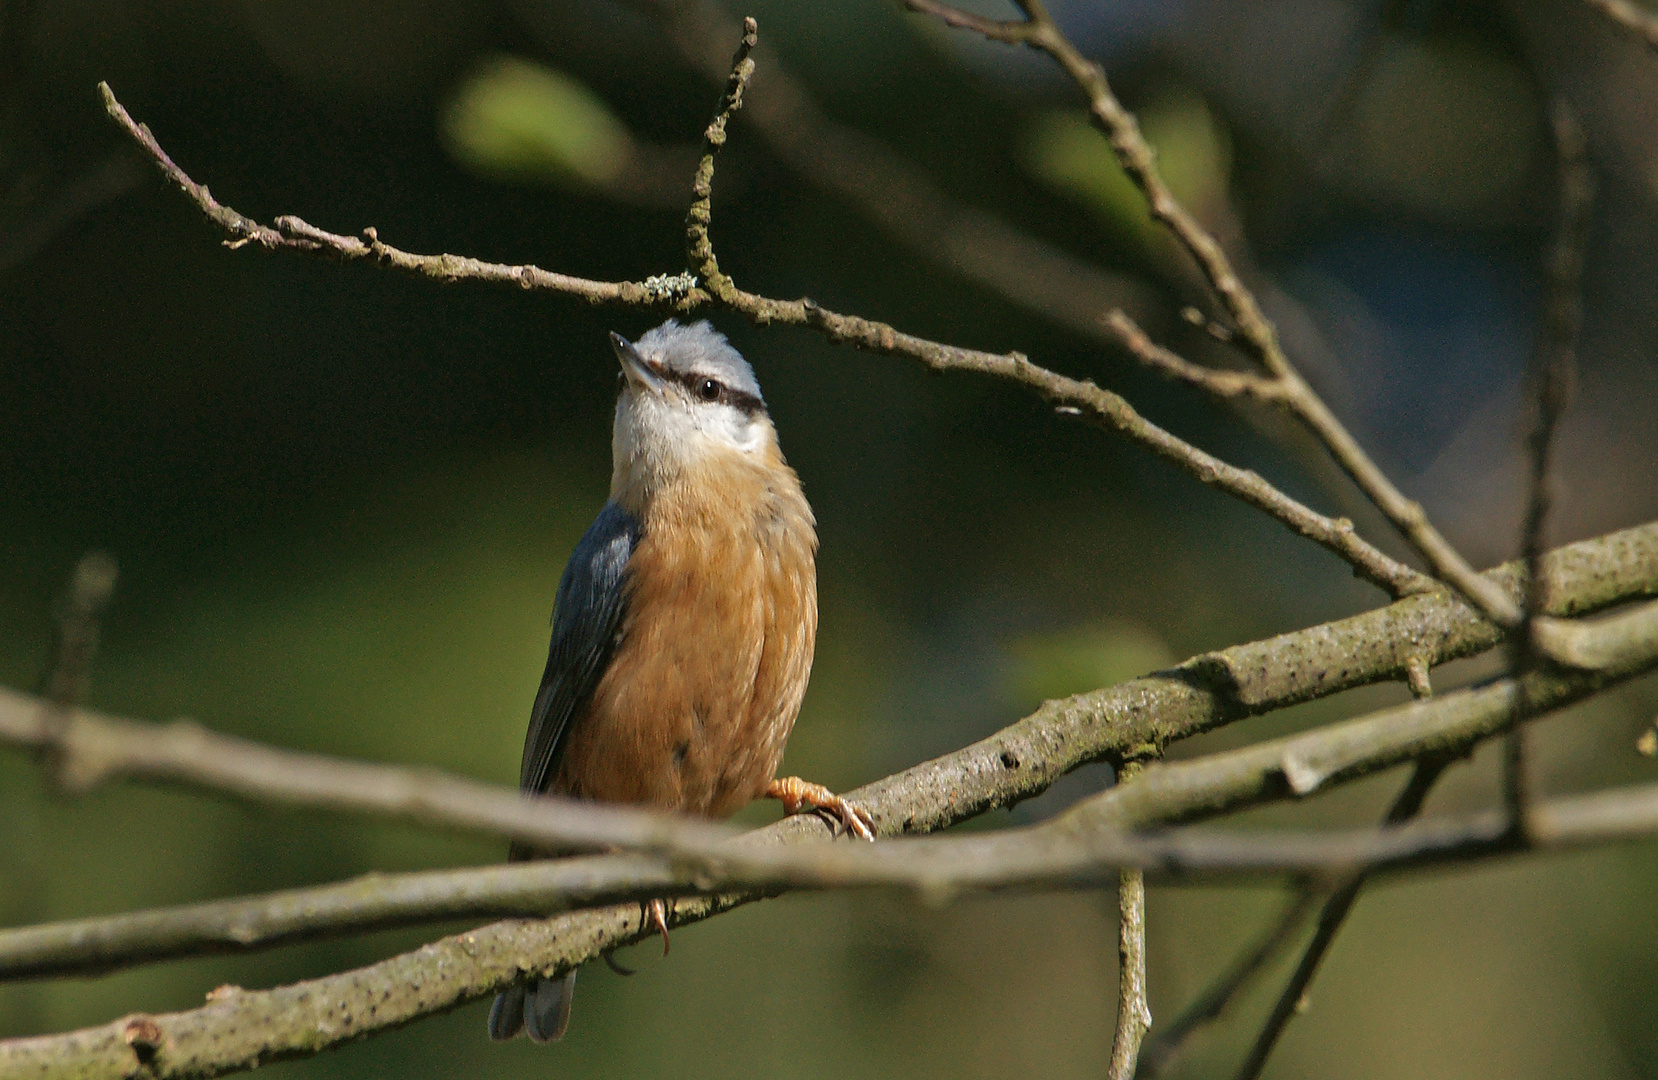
[488,320,874,1044]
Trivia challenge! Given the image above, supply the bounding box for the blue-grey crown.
[632,320,764,405]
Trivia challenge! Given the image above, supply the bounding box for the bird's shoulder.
[551,501,640,637]
[519,501,641,796]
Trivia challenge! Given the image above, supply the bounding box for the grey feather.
[487,973,577,1043]
[524,973,577,1043]
[487,985,526,1041]
[515,500,640,837]
[632,319,763,404]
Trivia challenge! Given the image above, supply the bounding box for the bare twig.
[17,744,1658,1073]
[1584,0,1658,50]
[1506,100,1594,835]
[685,16,758,297]
[1109,762,1153,1080]
[6,587,1658,989]
[99,77,1428,599]
[621,0,1157,339]
[97,84,689,308]
[1104,310,1288,403]
[1139,661,1437,1077]
[1231,756,1451,1080]
[1136,890,1320,1077]
[901,0,1550,635]
[3,526,1651,871]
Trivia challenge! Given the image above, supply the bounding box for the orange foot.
[766,776,876,841]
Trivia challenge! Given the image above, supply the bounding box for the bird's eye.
[698,378,721,402]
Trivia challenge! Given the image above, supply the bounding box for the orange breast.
[550,447,817,818]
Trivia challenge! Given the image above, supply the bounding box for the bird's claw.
[765,776,877,841]
[648,897,671,956]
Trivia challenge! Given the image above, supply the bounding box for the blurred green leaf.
[441,56,633,189]
[1022,91,1230,254]
[1005,621,1174,707]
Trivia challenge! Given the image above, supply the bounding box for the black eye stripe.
[660,368,765,416]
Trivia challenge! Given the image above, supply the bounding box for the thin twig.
[6,591,1658,986]
[1109,760,1153,1080]
[901,0,1546,634]
[1104,310,1288,403]
[2,526,1651,874]
[98,79,1426,600]
[1506,100,1594,837]
[685,16,758,296]
[1140,653,1439,1075]
[673,33,1427,598]
[1136,890,1320,1077]
[1140,651,1437,1077]
[1231,756,1451,1080]
[621,0,1158,340]
[98,85,685,307]
[17,751,1658,1073]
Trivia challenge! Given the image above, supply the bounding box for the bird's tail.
[487,971,577,1042]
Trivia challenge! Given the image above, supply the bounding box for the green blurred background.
[4,0,1658,1076]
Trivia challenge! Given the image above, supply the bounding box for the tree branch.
[619,0,1164,340]
[901,0,1552,637]
[16,731,1658,1075]
[3,523,1651,868]
[1231,756,1451,1080]
[97,84,691,308]
[1108,764,1153,1079]
[1506,99,1594,835]
[1053,597,1658,840]
[98,75,1426,599]
[16,756,1658,987]
[1141,656,1439,1077]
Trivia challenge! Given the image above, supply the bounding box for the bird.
[488,319,874,1044]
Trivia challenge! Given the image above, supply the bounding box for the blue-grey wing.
[518,500,639,798]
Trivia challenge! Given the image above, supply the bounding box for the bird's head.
[608,320,779,500]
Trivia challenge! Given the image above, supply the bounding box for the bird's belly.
[550,503,815,819]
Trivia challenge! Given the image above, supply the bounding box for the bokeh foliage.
[3,0,1658,1077]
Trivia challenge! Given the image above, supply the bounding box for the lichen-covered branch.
[1052,598,1658,838]
[0,529,1653,989]
[3,523,1651,879]
[10,615,1658,1076]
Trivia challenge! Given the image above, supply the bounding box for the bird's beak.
[611,332,666,394]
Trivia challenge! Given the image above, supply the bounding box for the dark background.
[3,0,1658,1076]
